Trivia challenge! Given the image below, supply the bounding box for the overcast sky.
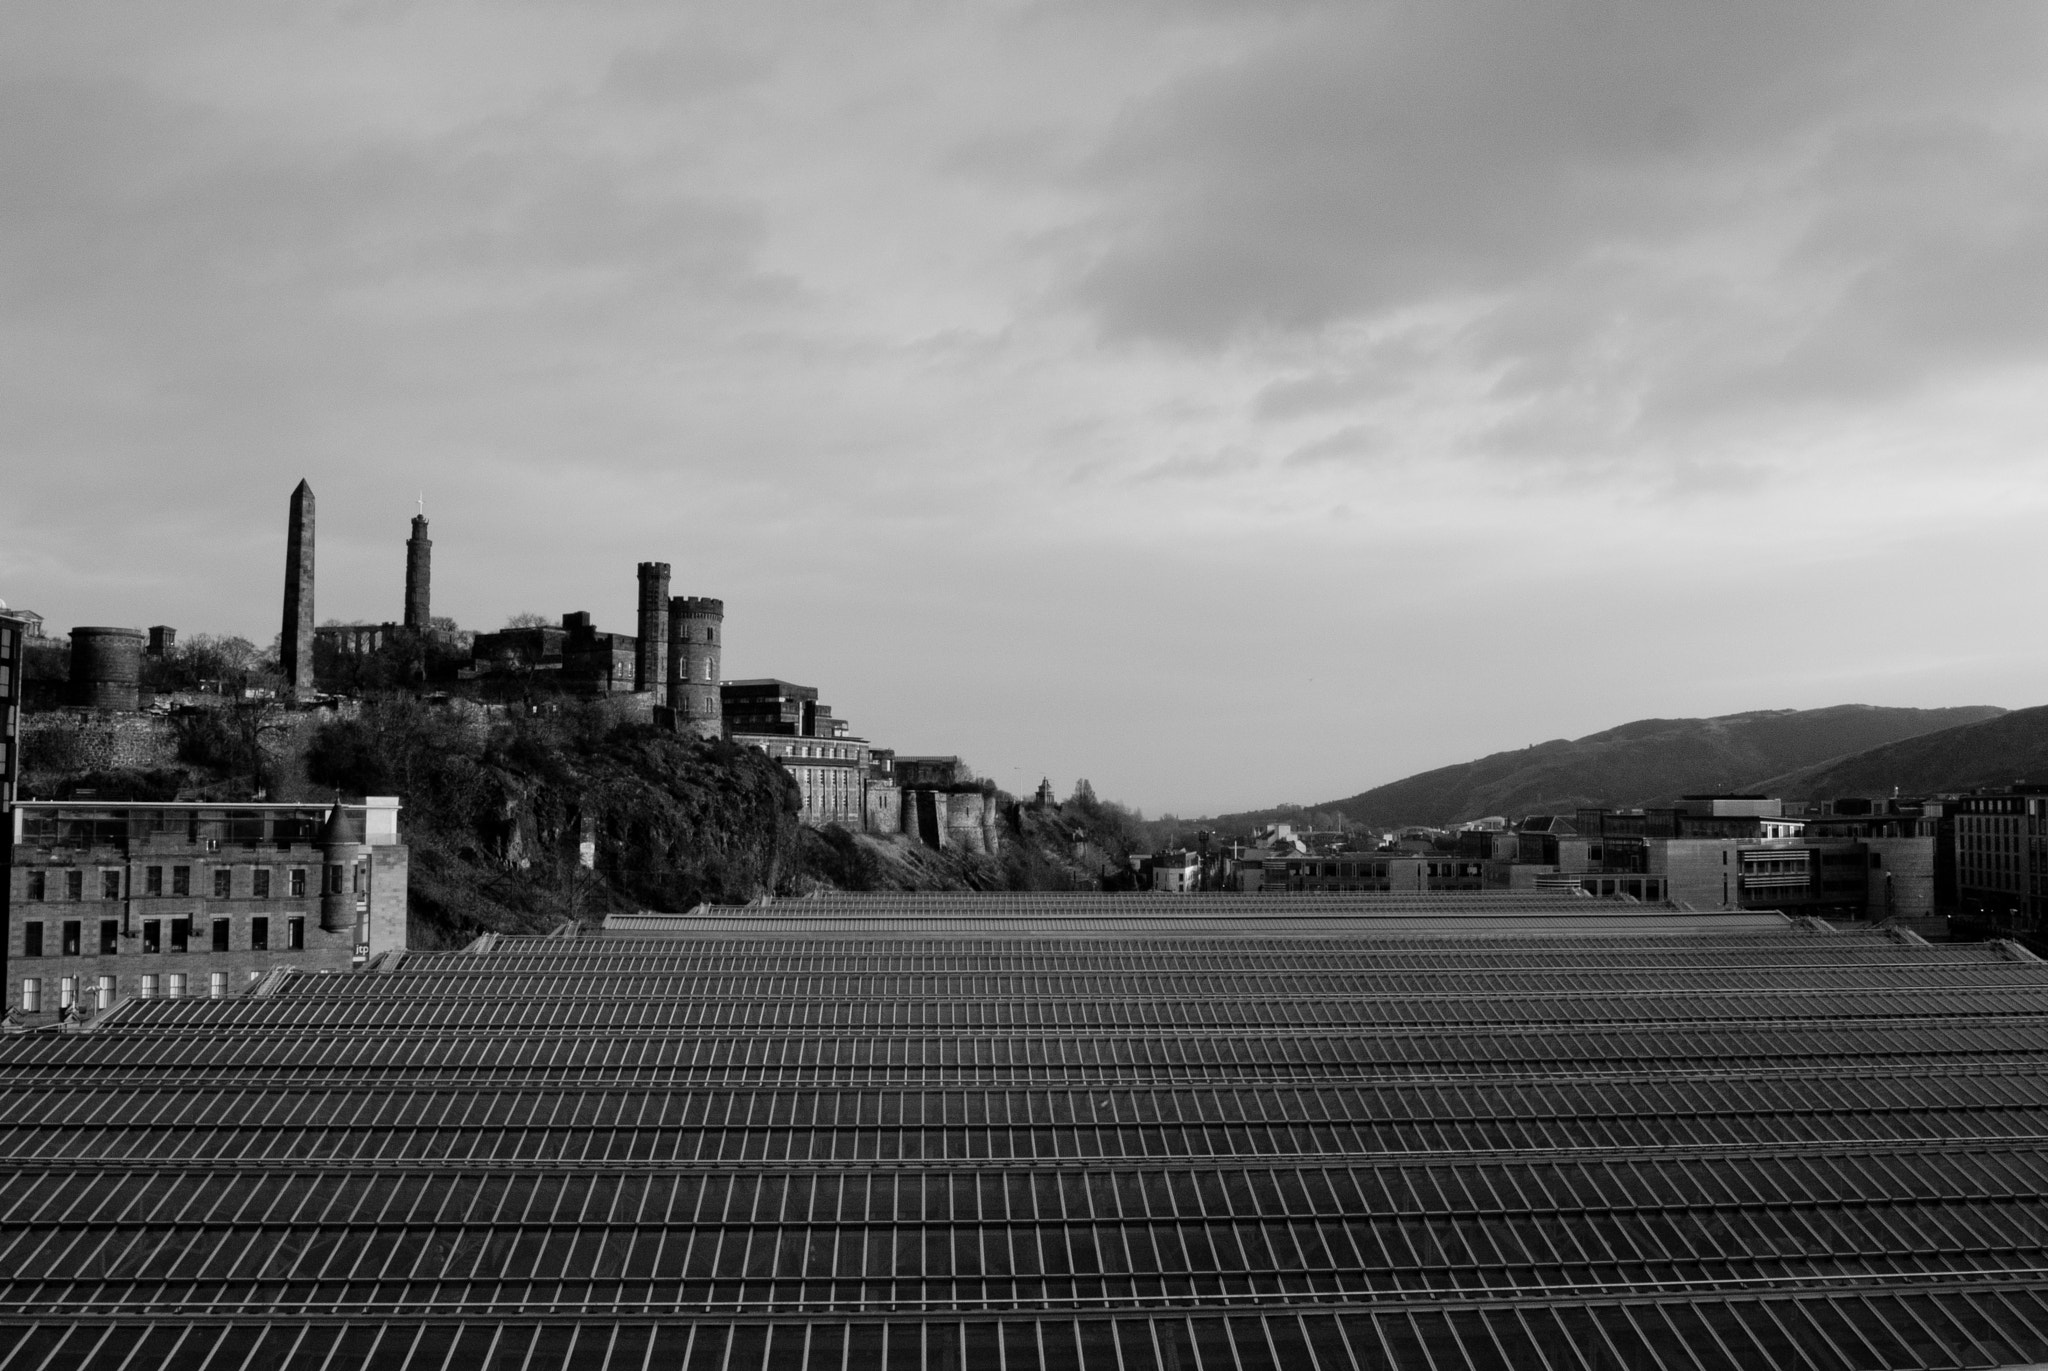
[5,2,2048,815]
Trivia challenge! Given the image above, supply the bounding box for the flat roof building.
[1954,786,2048,933]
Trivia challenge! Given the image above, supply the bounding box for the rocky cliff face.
[303,697,805,946]
[23,693,1142,938]
[797,795,1144,894]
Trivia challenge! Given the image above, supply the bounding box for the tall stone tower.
[667,596,724,740]
[403,514,431,631]
[281,480,315,698]
[634,562,670,694]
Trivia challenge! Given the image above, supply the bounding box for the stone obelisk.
[281,480,315,699]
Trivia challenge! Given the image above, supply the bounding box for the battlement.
[676,597,724,617]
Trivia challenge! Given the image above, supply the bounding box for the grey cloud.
[604,32,777,102]
[1283,424,1387,468]
[1251,335,1430,419]
[1064,0,2048,432]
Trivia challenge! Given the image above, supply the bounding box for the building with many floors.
[1953,786,2048,932]
[6,798,407,1026]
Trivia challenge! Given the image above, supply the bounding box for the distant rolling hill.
[1310,704,2006,830]
[1758,703,2048,799]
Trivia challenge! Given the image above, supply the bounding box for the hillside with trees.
[1201,704,2006,833]
[1755,704,2048,799]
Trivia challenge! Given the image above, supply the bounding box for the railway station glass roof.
[3,894,2048,1368]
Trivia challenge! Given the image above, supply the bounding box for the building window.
[251,917,269,952]
[95,976,114,1010]
[102,871,121,900]
[19,979,40,1013]
[61,921,81,956]
[170,917,190,953]
[288,917,305,950]
[98,920,119,955]
[208,972,226,999]
[168,973,186,999]
[172,866,190,897]
[326,864,345,896]
[145,867,163,897]
[142,920,160,954]
[211,919,231,953]
[289,869,306,897]
[25,872,44,901]
[213,869,231,898]
[139,974,159,999]
[22,923,41,958]
[66,870,82,900]
[58,977,77,1009]
[253,869,271,899]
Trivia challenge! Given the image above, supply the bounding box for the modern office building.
[5,798,407,1024]
[1953,785,2048,932]
[1556,798,1934,919]
[0,891,2046,1366]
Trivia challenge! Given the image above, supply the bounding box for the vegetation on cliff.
[796,785,1158,894]
[304,699,805,947]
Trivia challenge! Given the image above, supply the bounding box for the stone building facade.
[733,732,873,829]
[6,798,407,1027]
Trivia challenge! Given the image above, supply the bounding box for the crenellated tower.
[667,596,724,740]
[635,562,670,695]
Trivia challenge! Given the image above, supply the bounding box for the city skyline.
[5,3,2048,814]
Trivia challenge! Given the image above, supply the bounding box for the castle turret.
[667,596,723,740]
[317,800,365,937]
[635,562,670,695]
[403,514,432,631]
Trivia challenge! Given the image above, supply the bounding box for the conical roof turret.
[319,797,359,847]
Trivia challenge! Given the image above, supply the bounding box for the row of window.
[18,972,234,1011]
[20,865,308,901]
[20,916,306,957]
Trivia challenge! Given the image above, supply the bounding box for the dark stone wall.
[67,628,143,711]
[19,711,179,772]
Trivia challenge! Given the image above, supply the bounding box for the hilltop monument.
[403,508,432,631]
[281,480,314,698]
